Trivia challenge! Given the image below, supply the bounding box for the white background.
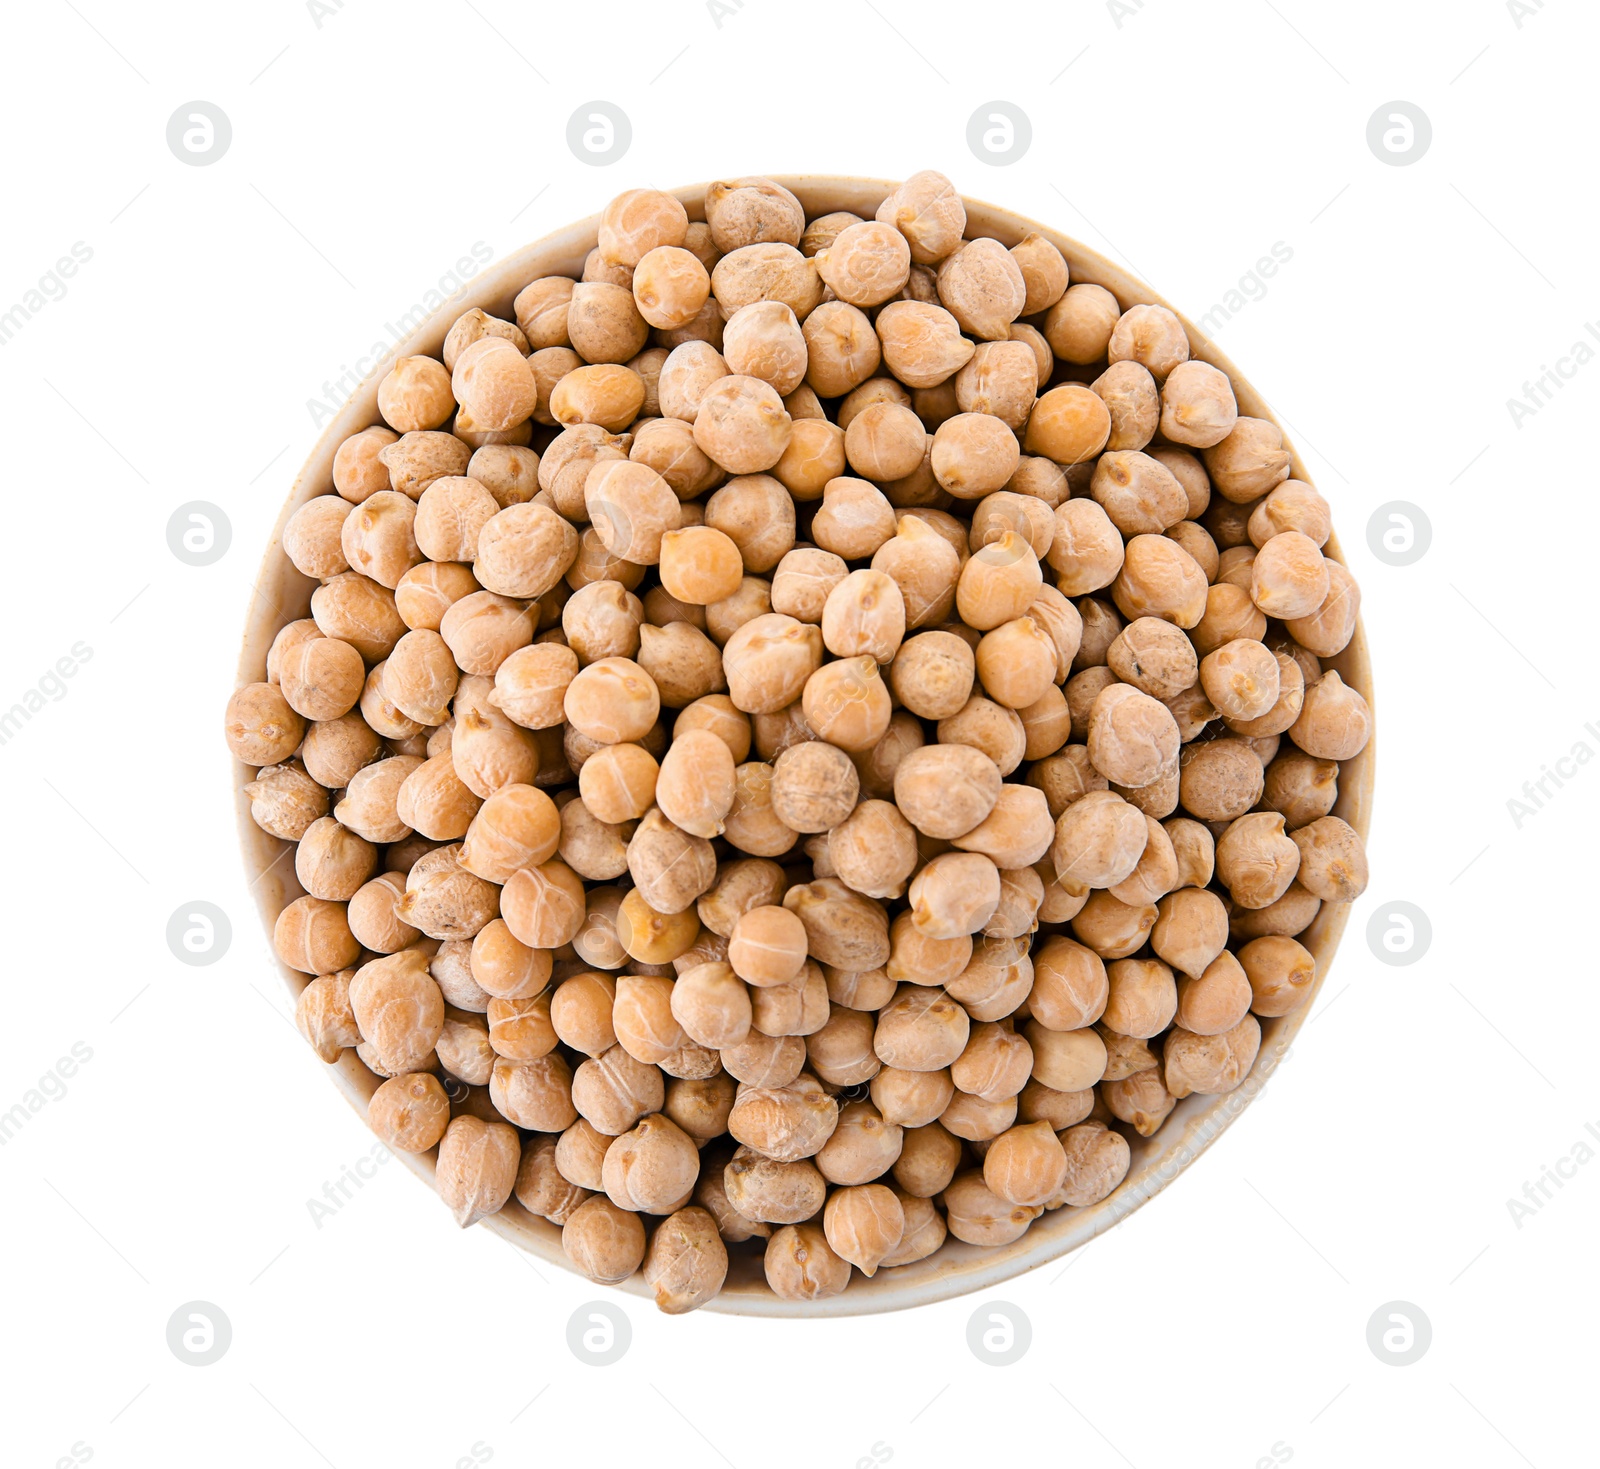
[1,1,1593,1465]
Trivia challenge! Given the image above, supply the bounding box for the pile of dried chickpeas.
[226,173,1371,1313]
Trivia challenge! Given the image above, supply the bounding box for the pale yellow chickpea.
[722,300,809,396]
[828,799,919,901]
[1050,788,1146,890]
[674,694,752,764]
[954,533,1042,632]
[452,336,537,434]
[654,526,742,608]
[722,760,800,859]
[1239,934,1317,1016]
[907,851,1001,941]
[768,741,858,834]
[563,657,660,745]
[938,694,1027,776]
[283,495,352,579]
[797,299,878,398]
[627,807,719,914]
[841,400,924,482]
[1092,450,1188,538]
[816,219,912,307]
[500,857,586,949]
[651,728,737,840]
[936,237,1025,340]
[875,170,964,262]
[629,418,719,499]
[1108,303,1189,382]
[566,281,649,364]
[772,417,847,501]
[887,911,971,988]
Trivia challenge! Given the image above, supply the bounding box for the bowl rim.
[233,174,1374,1318]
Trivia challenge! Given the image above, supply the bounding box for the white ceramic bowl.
[233,176,1375,1316]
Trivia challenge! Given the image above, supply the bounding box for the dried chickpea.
[436,1115,520,1227]
[727,904,809,987]
[692,375,793,475]
[723,760,800,858]
[601,1113,699,1215]
[1047,499,1125,597]
[246,761,328,841]
[1200,638,1281,723]
[295,966,361,1060]
[1251,531,1329,621]
[828,799,919,901]
[563,1194,647,1283]
[653,728,736,838]
[931,412,1021,499]
[333,424,399,502]
[1042,280,1122,364]
[1092,451,1188,537]
[975,617,1057,711]
[1288,815,1368,903]
[275,895,360,979]
[500,858,586,949]
[874,300,974,389]
[1290,671,1372,761]
[1092,360,1159,453]
[642,1205,728,1314]
[1111,533,1209,628]
[1024,384,1111,466]
[1159,360,1238,448]
[769,740,859,834]
[283,495,352,579]
[1174,948,1253,1036]
[802,656,892,753]
[1216,812,1301,910]
[944,1171,1040,1246]
[636,622,725,706]
[1286,560,1360,658]
[378,356,455,433]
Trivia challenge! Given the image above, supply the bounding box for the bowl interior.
[234,176,1374,1317]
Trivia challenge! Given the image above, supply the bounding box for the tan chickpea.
[630,245,711,332]
[947,1022,1031,1105]
[940,1090,1017,1144]
[885,631,972,721]
[516,1135,590,1224]
[294,966,362,1060]
[802,1008,879,1088]
[599,188,689,267]
[938,695,1026,777]
[1112,533,1209,628]
[1101,617,1194,703]
[884,1123,959,1204]
[283,495,352,579]
[872,516,961,630]
[929,412,1022,500]
[1198,638,1280,723]
[723,760,801,858]
[1216,811,1302,910]
[981,1120,1067,1208]
[748,956,829,1037]
[437,1115,520,1227]
[247,760,329,842]
[1045,500,1123,599]
[566,281,649,364]
[649,729,736,840]
[497,857,584,949]
[616,801,713,910]
[808,477,895,560]
[451,336,537,435]
[870,169,962,262]
[874,300,974,389]
[1176,738,1261,822]
[818,1183,902,1277]
[1097,957,1175,1038]
[1164,1014,1261,1099]
[764,1221,852,1301]
[802,656,892,753]
[1290,671,1372,761]
[275,896,360,981]
[794,299,876,398]
[1158,360,1239,448]
[974,618,1057,711]
[1106,303,1188,383]
[887,910,972,989]
[275,633,366,727]
[615,888,701,967]
[768,741,858,835]
[1014,1080,1092,1133]
[561,580,643,665]
[378,430,472,501]
[816,570,904,666]
[932,237,1023,341]
[954,533,1042,632]
[724,904,807,988]
[378,356,455,433]
[642,1205,728,1315]
[812,220,910,308]
[1048,1120,1130,1206]
[394,563,480,636]
[1258,750,1336,831]
[1288,815,1368,903]
[1024,384,1112,466]
[347,948,444,1074]
[872,984,970,1073]
[1104,811,1178,907]
[1238,934,1316,1016]
[571,1044,664,1136]
[720,300,808,397]
[1166,521,1220,585]
[689,374,792,476]
[1174,949,1253,1036]
[1250,531,1330,622]
[1286,560,1360,659]
[333,424,399,503]
[546,362,644,432]
[826,800,918,901]
[484,643,575,731]
[866,1067,951,1134]
[842,400,925,482]
[1199,420,1293,511]
[943,1171,1040,1246]
[1069,888,1156,960]
[1092,451,1187,539]
[563,1195,646,1283]
[673,695,752,766]
[570,742,655,827]
[1092,360,1159,453]
[224,681,307,770]
[1038,280,1116,362]
[697,478,793,580]
[636,622,725,706]
[601,1113,700,1215]
[773,416,848,500]
[727,1073,839,1162]
[1082,683,1177,790]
